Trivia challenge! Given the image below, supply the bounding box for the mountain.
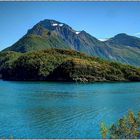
[3,19,140,66]
[1,48,140,82]
[105,33,140,66]
[106,33,140,49]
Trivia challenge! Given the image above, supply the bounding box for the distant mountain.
[107,33,140,49]
[105,34,140,66]
[3,19,140,66]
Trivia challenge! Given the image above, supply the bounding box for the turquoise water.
[0,80,140,138]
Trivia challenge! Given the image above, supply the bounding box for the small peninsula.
[0,48,140,82]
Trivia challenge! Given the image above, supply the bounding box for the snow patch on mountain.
[52,23,64,27]
[59,24,63,27]
[52,23,58,26]
[75,31,80,35]
[98,38,109,41]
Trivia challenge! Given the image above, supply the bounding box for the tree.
[100,122,108,138]
[101,111,140,139]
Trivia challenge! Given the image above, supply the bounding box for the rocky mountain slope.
[3,19,140,66]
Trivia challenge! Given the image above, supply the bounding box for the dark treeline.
[0,48,140,82]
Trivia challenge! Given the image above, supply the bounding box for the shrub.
[101,111,140,139]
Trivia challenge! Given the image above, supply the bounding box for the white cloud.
[134,32,140,36]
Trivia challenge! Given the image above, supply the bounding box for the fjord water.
[0,81,140,138]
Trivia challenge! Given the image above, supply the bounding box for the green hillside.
[0,48,140,82]
[3,34,69,53]
[107,33,140,49]
[3,19,140,67]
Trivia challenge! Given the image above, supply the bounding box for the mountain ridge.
[2,19,140,66]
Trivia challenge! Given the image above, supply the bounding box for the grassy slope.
[107,44,140,66]
[4,34,140,67]
[2,25,140,67]
[3,33,70,53]
[0,48,140,82]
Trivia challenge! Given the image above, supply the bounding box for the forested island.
[0,48,140,82]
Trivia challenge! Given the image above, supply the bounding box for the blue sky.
[1,2,140,50]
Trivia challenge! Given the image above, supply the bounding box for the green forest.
[0,48,140,82]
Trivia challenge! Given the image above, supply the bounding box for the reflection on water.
[0,81,140,138]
